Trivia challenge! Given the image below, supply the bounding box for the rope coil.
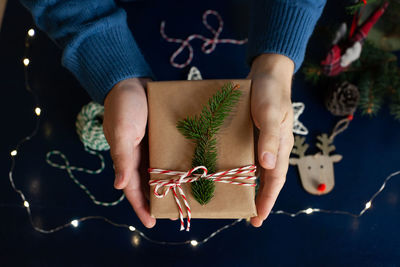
[76,102,110,151]
[47,102,124,206]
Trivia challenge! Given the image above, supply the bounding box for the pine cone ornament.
[325,81,360,116]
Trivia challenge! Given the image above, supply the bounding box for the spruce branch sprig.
[345,0,378,14]
[176,82,242,205]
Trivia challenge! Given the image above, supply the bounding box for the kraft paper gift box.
[147,79,257,221]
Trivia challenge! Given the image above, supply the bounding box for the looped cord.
[160,10,248,69]
[47,102,124,207]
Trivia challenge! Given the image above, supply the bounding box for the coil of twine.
[76,102,110,151]
[46,102,124,207]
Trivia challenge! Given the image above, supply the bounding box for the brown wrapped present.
[147,79,257,230]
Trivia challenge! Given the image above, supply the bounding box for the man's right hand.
[103,77,156,228]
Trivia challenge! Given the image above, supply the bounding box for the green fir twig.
[176,82,242,205]
[302,61,323,85]
[345,0,378,14]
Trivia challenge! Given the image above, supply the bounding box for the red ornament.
[347,114,354,121]
[317,183,326,192]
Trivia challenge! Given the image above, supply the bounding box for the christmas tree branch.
[345,0,378,14]
[177,83,242,205]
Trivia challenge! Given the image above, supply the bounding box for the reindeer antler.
[292,136,309,157]
[316,134,336,155]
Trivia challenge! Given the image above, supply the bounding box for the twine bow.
[148,165,257,231]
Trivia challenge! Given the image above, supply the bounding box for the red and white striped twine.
[160,10,248,69]
[148,165,257,231]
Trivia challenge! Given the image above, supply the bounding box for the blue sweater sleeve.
[20,0,153,103]
[247,0,326,73]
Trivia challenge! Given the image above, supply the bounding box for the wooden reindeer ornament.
[289,134,342,195]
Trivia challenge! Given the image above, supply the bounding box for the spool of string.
[76,102,110,151]
[46,102,125,207]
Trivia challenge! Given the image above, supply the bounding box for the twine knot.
[149,165,257,231]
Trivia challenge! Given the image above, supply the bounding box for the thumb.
[111,138,135,190]
[258,113,280,170]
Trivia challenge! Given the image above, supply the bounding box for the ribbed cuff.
[62,11,153,103]
[247,0,325,73]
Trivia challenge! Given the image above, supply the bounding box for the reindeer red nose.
[317,183,326,192]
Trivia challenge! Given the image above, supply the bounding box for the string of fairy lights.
[6,27,400,247]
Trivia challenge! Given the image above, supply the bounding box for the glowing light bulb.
[23,201,30,208]
[131,234,140,247]
[365,202,371,209]
[10,150,17,156]
[71,220,79,227]
[190,240,198,247]
[34,107,41,116]
[305,208,313,214]
[28,29,35,37]
[23,58,30,66]
[129,226,136,232]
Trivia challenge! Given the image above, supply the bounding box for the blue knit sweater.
[20,0,326,103]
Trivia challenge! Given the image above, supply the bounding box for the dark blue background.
[1,0,399,266]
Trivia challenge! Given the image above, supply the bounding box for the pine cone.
[325,81,360,116]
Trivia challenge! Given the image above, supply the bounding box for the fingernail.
[253,217,263,227]
[147,218,156,228]
[262,152,276,169]
[114,173,122,188]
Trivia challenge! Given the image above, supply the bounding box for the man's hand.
[248,54,295,227]
[103,77,156,228]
